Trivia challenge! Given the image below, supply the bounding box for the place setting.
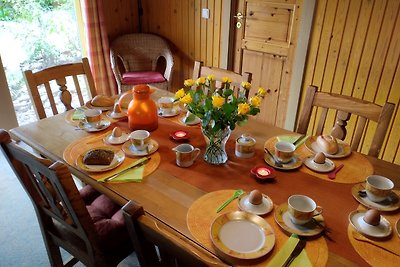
[76,109,111,132]
[157,96,181,118]
[264,140,303,170]
[122,129,159,157]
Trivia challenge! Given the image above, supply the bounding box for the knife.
[282,239,306,267]
[101,157,150,182]
[293,135,307,147]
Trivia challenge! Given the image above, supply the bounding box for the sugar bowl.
[235,134,256,158]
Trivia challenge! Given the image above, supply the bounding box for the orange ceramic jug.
[118,84,158,131]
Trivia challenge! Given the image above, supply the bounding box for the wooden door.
[232,0,304,128]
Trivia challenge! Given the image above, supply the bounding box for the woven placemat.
[264,136,374,184]
[187,189,328,266]
[63,130,160,181]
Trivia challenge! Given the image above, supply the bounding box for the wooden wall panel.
[141,0,224,90]
[300,0,400,163]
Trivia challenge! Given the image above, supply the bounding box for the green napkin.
[72,109,85,120]
[276,135,307,148]
[266,234,312,267]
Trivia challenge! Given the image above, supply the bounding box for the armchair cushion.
[122,71,166,85]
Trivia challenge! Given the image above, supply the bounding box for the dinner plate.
[303,156,335,173]
[106,110,127,119]
[348,210,392,238]
[76,147,125,172]
[351,183,400,211]
[264,154,302,170]
[158,108,180,118]
[238,193,273,216]
[77,118,111,132]
[274,203,325,237]
[103,132,129,145]
[85,100,114,111]
[305,136,351,158]
[210,211,275,260]
[122,139,159,157]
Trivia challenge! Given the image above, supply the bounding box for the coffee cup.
[365,175,394,202]
[288,195,323,225]
[158,97,174,115]
[172,144,200,167]
[275,141,295,163]
[129,130,151,151]
[84,109,102,127]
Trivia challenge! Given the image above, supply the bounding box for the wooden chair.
[192,61,252,98]
[122,200,228,267]
[23,57,97,120]
[296,86,395,157]
[110,33,174,93]
[0,129,133,267]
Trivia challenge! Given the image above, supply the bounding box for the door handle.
[234,12,245,20]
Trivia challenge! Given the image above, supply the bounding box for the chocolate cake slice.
[83,149,114,165]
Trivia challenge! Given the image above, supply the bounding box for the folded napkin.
[97,158,147,183]
[72,109,85,120]
[277,135,307,148]
[266,234,312,267]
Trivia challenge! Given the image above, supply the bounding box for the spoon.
[327,163,344,179]
[352,231,400,256]
[216,189,244,213]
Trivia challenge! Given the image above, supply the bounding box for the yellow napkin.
[98,158,147,183]
[266,234,312,267]
[72,109,85,120]
[276,135,307,148]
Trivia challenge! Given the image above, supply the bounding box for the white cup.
[172,144,200,167]
[288,195,323,225]
[365,175,394,202]
[158,97,174,115]
[84,109,102,127]
[129,130,150,151]
[275,141,296,163]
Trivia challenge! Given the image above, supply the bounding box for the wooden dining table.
[10,89,400,266]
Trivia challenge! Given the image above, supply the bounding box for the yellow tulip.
[175,88,185,99]
[241,81,251,90]
[184,79,195,87]
[222,77,232,83]
[207,74,215,81]
[257,87,267,97]
[212,95,225,108]
[180,94,193,104]
[250,96,261,107]
[196,77,206,85]
[238,103,250,115]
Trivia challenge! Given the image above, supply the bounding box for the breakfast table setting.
[10,82,400,267]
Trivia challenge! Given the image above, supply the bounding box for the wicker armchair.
[110,33,174,93]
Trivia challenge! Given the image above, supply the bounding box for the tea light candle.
[174,131,187,138]
[250,165,275,182]
[170,130,189,141]
[256,167,271,176]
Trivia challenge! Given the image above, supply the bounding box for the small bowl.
[251,165,276,182]
[169,130,190,142]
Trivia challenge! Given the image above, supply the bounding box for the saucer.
[305,136,351,158]
[103,132,129,145]
[122,139,159,157]
[274,203,325,237]
[349,210,392,238]
[85,100,114,111]
[76,148,125,173]
[264,154,302,170]
[396,219,400,238]
[303,156,335,173]
[238,193,273,216]
[77,119,111,132]
[180,116,201,125]
[106,110,127,119]
[158,108,180,118]
[351,183,400,211]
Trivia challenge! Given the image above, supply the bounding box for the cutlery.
[102,157,150,182]
[327,163,344,179]
[282,239,306,267]
[311,218,334,241]
[293,135,306,147]
[216,189,244,213]
[352,231,400,256]
[264,148,283,167]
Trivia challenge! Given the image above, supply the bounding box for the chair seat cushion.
[122,71,166,85]
[79,185,130,250]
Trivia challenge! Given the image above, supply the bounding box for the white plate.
[303,156,335,173]
[210,211,275,260]
[122,139,159,157]
[85,100,114,111]
[238,193,274,216]
[103,132,129,145]
[264,154,302,170]
[158,108,180,118]
[305,136,352,158]
[77,118,111,132]
[349,210,392,238]
[180,116,201,125]
[76,148,125,172]
[106,110,127,119]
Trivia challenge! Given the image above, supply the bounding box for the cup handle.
[314,206,323,217]
[192,148,201,161]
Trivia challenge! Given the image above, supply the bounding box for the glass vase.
[201,125,231,165]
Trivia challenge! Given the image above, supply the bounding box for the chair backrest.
[122,200,228,267]
[0,129,108,266]
[192,61,252,98]
[296,86,395,157]
[23,57,97,120]
[110,33,174,92]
